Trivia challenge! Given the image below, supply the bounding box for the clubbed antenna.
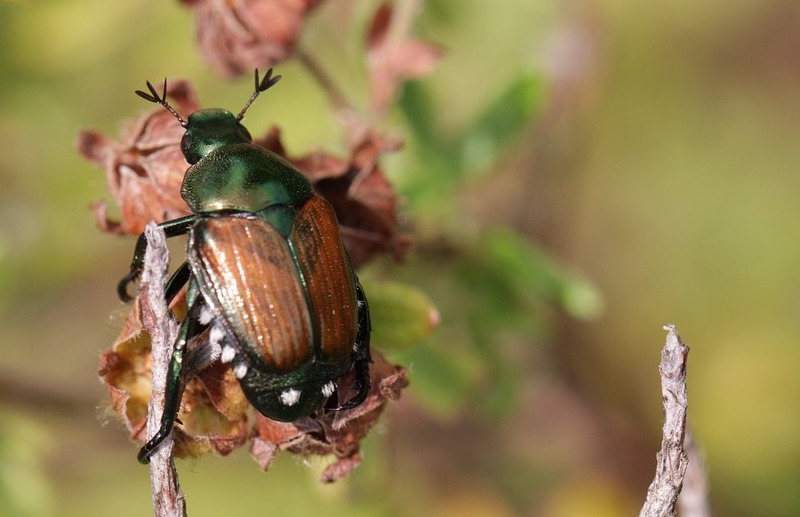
[237,68,282,121]
[135,78,188,127]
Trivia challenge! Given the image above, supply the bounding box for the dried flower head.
[98,294,407,479]
[367,3,442,114]
[77,80,197,235]
[181,0,323,78]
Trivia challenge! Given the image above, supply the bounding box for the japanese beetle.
[118,69,371,464]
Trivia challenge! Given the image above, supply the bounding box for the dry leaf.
[77,80,197,235]
[181,0,322,78]
[98,296,407,481]
[366,3,442,114]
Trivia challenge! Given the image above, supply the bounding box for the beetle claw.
[117,269,140,302]
[327,376,370,412]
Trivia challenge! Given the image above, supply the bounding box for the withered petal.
[366,3,442,114]
[76,130,111,165]
[79,80,197,236]
[184,0,322,77]
[250,437,279,470]
[321,452,362,484]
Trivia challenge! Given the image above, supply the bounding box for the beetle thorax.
[180,143,316,214]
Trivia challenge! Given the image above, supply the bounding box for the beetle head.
[135,68,282,165]
[180,109,252,164]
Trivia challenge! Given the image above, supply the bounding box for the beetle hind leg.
[137,290,208,464]
[164,261,191,304]
[328,279,372,411]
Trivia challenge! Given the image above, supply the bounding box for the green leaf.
[398,80,440,152]
[400,341,481,419]
[367,280,440,354]
[399,71,547,184]
[481,228,603,319]
[457,72,546,173]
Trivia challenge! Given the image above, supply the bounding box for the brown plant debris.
[181,0,323,78]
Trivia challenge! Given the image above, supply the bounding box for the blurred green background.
[1,0,799,515]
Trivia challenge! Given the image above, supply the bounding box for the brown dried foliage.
[98,294,406,479]
[77,80,197,236]
[367,3,442,114]
[257,126,411,267]
[181,0,322,78]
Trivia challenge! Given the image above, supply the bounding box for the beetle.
[117,69,371,464]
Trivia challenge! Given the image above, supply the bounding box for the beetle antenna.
[236,68,282,121]
[135,78,188,127]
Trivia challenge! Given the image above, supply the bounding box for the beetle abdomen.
[291,195,358,360]
[189,217,313,371]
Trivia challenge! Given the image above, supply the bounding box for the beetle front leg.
[117,232,148,302]
[137,293,207,464]
[118,215,197,302]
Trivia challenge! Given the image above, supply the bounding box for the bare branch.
[139,222,186,517]
[638,324,690,517]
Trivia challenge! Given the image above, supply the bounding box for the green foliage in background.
[1,0,799,515]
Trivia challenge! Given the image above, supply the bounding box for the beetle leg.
[118,215,197,302]
[184,312,226,374]
[330,278,372,411]
[117,231,148,302]
[137,292,206,464]
[164,261,191,304]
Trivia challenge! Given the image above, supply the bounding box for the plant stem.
[295,47,352,113]
[638,324,690,517]
[140,223,186,517]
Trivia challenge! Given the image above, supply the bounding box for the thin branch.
[139,222,186,517]
[638,324,690,517]
[678,430,711,517]
[295,47,353,113]
[0,373,95,416]
[381,0,423,52]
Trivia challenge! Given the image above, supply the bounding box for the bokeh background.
[1,0,799,515]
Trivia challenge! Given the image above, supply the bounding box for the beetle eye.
[180,133,192,153]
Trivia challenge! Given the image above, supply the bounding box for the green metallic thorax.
[181,143,314,213]
[178,109,314,214]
